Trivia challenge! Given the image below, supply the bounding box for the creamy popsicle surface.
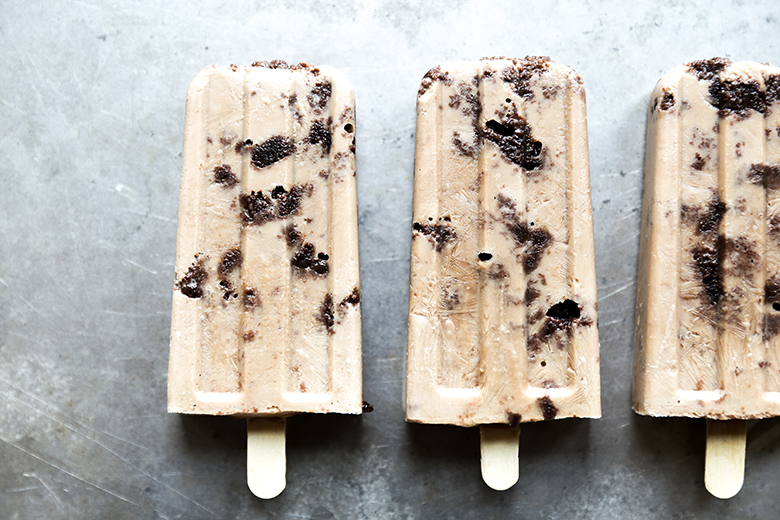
[406,58,600,427]
[634,59,780,419]
[168,61,361,417]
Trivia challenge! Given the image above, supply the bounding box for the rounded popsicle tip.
[704,419,746,499]
[247,418,287,499]
[480,424,520,491]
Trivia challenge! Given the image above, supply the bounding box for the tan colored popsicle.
[406,57,601,490]
[168,61,362,498]
[634,58,780,498]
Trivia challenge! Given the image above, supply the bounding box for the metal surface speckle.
[2,1,780,518]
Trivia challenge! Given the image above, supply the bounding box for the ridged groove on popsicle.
[168,63,361,416]
[634,59,780,418]
[406,58,600,426]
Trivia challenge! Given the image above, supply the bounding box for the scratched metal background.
[2,1,780,518]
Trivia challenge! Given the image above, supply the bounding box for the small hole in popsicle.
[344,123,354,133]
[486,119,514,136]
[540,361,547,367]
[505,98,511,103]
[478,252,493,261]
[546,299,581,320]
[773,302,780,312]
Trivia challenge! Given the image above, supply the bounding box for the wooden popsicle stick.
[480,424,520,491]
[247,417,286,499]
[704,419,746,499]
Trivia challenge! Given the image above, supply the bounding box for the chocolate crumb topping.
[686,58,731,81]
[291,243,329,277]
[766,74,780,105]
[213,164,238,187]
[506,412,522,427]
[501,57,550,100]
[247,136,295,169]
[418,66,452,96]
[362,401,374,413]
[243,331,255,342]
[412,221,457,252]
[251,60,320,74]
[538,396,559,421]
[177,259,207,299]
[708,78,766,118]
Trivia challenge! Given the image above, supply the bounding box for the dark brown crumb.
[239,184,310,225]
[362,401,374,413]
[691,153,706,171]
[283,224,302,248]
[243,287,260,310]
[538,396,558,421]
[218,248,242,279]
[307,118,332,155]
[659,91,675,111]
[525,286,540,305]
[213,164,238,187]
[692,245,722,306]
[246,136,295,169]
[176,258,207,299]
[317,293,335,332]
[506,412,522,427]
[766,277,780,302]
[339,287,361,311]
[308,81,332,113]
[243,331,256,342]
[291,243,329,277]
[412,221,457,252]
[765,314,780,340]
[748,163,780,191]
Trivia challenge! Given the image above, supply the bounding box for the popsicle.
[633,58,780,498]
[167,61,362,498]
[406,57,601,490]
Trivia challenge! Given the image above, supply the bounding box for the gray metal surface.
[1,1,779,518]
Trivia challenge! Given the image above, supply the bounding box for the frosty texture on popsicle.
[168,61,361,417]
[406,57,600,427]
[634,59,780,419]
